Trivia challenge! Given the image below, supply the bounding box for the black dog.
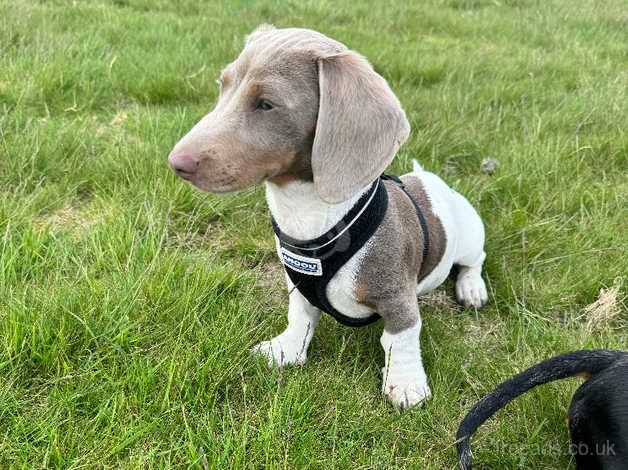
[456,350,628,469]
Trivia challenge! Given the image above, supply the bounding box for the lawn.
[0,0,626,468]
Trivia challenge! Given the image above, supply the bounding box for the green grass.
[1,0,626,467]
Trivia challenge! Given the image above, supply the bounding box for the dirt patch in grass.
[33,206,95,234]
[419,289,459,310]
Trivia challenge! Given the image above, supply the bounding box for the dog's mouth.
[182,172,257,194]
[174,169,195,181]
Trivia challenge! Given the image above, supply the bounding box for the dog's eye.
[257,99,274,111]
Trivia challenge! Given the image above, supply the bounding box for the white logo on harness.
[280,247,322,276]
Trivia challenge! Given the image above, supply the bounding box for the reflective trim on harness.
[277,179,381,252]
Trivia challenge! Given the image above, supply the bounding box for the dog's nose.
[168,151,200,177]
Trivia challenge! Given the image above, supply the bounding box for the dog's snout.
[168,151,200,178]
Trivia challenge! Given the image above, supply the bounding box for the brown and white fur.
[168,26,488,409]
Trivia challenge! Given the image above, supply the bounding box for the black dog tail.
[456,349,627,470]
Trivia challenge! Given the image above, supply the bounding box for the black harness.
[272,174,430,327]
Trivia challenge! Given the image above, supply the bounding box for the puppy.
[456,349,628,469]
[168,26,488,409]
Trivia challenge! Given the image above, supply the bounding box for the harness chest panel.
[272,175,429,327]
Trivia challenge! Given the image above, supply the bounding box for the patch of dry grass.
[582,278,624,332]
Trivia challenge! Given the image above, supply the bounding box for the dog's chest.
[267,181,378,320]
[325,240,377,318]
[273,237,375,319]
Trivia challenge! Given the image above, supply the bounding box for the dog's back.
[568,355,628,470]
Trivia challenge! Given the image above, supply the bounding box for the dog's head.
[168,25,409,203]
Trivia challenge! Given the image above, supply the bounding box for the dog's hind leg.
[252,276,320,367]
[452,193,488,309]
[455,252,488,309]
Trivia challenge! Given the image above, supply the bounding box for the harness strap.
[380,174,430,265]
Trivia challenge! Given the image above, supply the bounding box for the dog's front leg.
[252,277,320,367]
[381,302,431,409]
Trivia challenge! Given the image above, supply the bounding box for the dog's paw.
[251,334,306,368]
[456,269,488,309]
[382,372,432,410]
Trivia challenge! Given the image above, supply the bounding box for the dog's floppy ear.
[312,51,410,204]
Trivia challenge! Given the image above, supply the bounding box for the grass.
[0,0,626,467]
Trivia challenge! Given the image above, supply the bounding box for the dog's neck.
[265,180,370,240]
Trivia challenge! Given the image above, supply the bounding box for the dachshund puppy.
[168,26,489,409]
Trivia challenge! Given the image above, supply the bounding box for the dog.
[168,25,488,409]
[456,350,628,469]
